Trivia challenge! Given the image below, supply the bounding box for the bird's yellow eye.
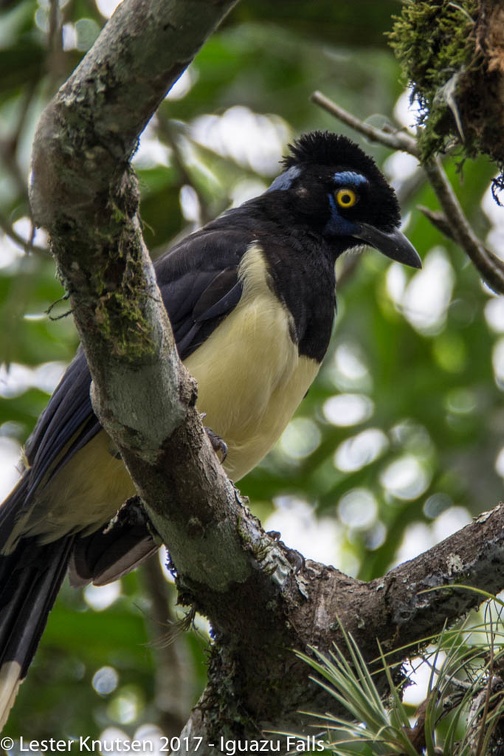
[335,188,358,208]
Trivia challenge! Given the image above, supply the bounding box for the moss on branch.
[389,0,480,161]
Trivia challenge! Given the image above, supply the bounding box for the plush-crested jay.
[0,131,421,726]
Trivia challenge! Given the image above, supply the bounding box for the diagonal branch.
[423,157,504,293]
[311,90,419,157]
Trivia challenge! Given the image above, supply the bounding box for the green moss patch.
[389,0,480,160]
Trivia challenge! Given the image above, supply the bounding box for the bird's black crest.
[283,131,400,229]
[283,131,379,178]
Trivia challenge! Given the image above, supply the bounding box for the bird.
[0,130,421,727]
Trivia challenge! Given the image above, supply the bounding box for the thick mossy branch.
[51,174,158,362]
[390,0,504,166]
[389,0,479,160]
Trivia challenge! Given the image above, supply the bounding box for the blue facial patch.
[267,165,302,192]
[323,171,368,237]
[332,170,368,187]
[326,194,357,236]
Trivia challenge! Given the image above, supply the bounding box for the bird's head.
[268,131,421,269]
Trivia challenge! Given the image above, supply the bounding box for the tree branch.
[29,0,244,578]
[174,504,504,753]
[422,157,504,294]
[311,90,419,157]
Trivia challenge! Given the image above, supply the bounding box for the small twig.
[47,0,66,86]
[311,90,504,295]
[140,557,193,737]
[0,81,39,197]
[311,90,419,157]
[0,81,45,250]
[0,213,49,257]
[418,206,457,242]
[423,158,504,294]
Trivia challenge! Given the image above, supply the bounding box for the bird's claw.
[205,427,228,463]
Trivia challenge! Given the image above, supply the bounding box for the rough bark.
[28,0,504,752]
[471,0,504,163]
[170,504,504,753]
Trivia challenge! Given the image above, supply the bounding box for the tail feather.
[0,476,31,555]
[0,483,158,730]
[0,662,21,732]
[70,498,157,587]
[0,537,73,730]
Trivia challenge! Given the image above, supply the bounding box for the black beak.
[354,222,422,269]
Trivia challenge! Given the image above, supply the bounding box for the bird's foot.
[267,530,305,573]
[205,426,228,463]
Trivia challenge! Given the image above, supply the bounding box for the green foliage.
[295,599,504,755]
[1,0,503,742]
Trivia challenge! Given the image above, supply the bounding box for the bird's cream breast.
[185,245,320,480]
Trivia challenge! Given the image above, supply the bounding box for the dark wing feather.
[25,349,95,480]
[5,223,255,532]
[155,224,255,357]
[167,268,242,358]
[0,536,73,674]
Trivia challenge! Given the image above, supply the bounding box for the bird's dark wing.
[21,225,255,493]
[155,225,255,358]
[25,350,97,484]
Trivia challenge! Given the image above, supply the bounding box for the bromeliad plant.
[294,592,504,755]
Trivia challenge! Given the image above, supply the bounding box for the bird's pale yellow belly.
[185,247,320,480]
[21,247,320,543]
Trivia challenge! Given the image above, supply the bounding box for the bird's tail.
[0,483,157,730]
[0,504,73,730]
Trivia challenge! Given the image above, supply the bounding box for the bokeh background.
[1,0,502,744]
